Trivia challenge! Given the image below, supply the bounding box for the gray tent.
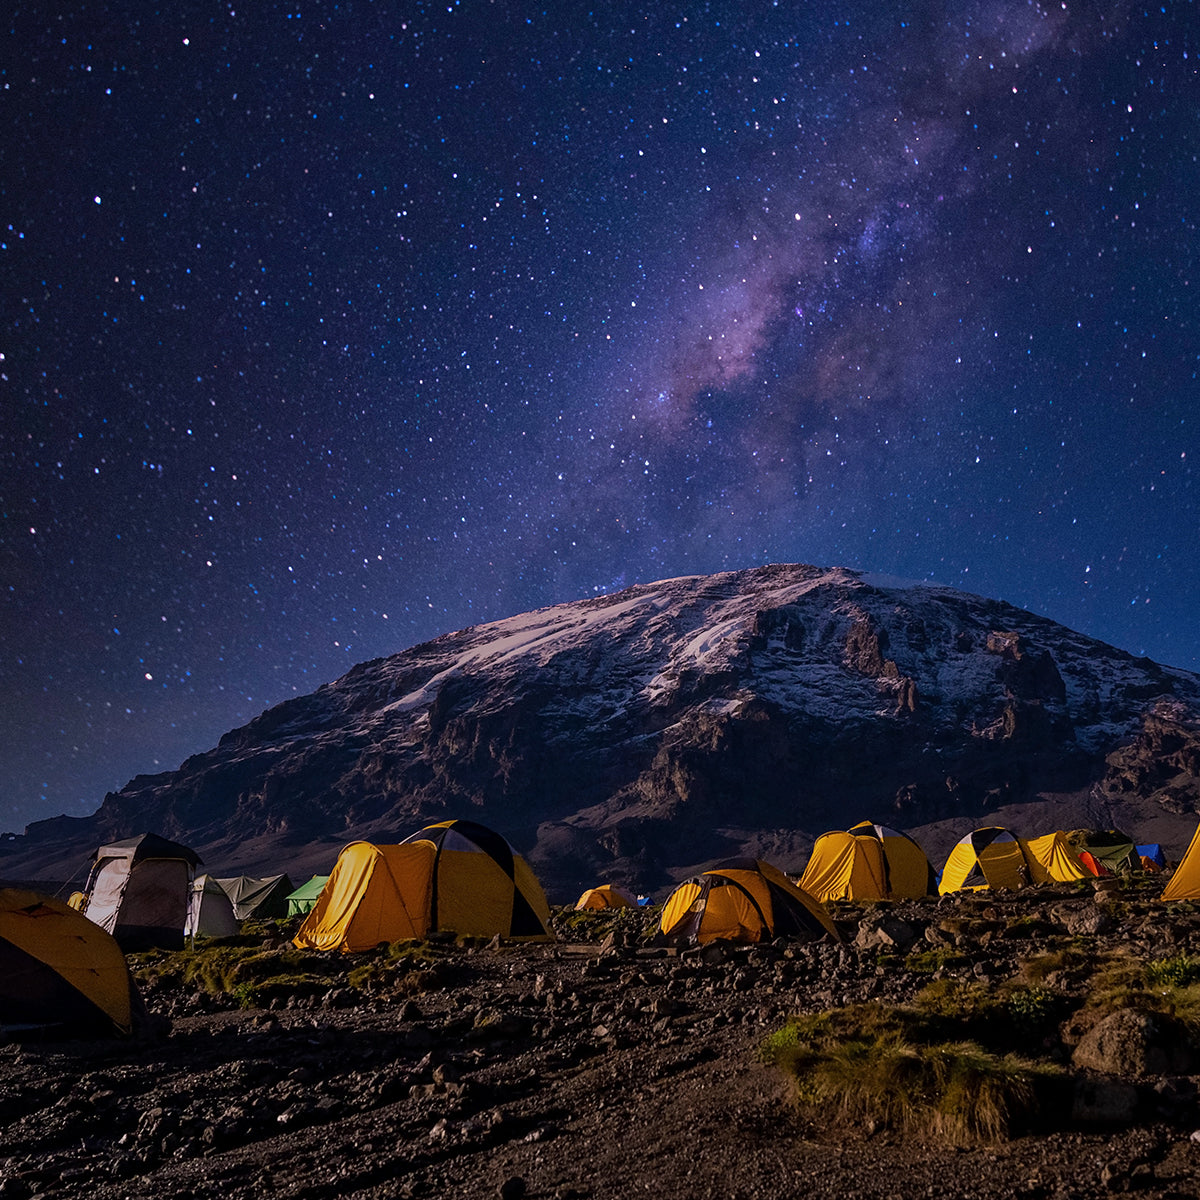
[82,833,200,951]
[185,874,239,939]
[215,874,294,921]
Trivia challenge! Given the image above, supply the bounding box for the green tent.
[285,875,329,918]
[1068,830,1138,874]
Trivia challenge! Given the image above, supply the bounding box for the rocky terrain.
[3,879,1200,1199]
[4,564,1200,896]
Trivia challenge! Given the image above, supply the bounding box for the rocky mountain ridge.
[5,563,1200,897]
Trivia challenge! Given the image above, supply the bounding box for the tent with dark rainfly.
[285,875,329,917]
[799,821,936,902]
[659,858,839,946]
[939,828,1088,894]
[185,874,239,939]
[939,828,1033,894]
[293,820,553,952]
[575,884,637,911]
[80,833,201,951]
[215,874,294,921]
[0,888,143,1037]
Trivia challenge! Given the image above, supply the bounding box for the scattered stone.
[1064,907,1115,936]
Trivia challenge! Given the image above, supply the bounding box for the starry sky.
[2,1,1197,831]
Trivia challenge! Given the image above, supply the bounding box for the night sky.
[3,2,1197,831]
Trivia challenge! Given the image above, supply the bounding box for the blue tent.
[1136,843,1166,868]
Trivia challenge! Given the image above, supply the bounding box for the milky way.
[2,1,1196,828]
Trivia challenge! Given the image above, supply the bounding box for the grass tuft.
[761,1002,1058,1143]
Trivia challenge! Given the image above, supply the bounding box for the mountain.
[5,564,1200,899]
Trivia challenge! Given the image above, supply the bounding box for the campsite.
[4,821,1200,1198]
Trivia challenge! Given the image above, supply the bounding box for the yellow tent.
[575,884,637,911]
[799,821,936,902]
[0,888,136,1035]
[939,827,1032,894]
[1021,831,1090,884]
[1161,825,1200,901]
[293,819,553,951]
[659,858,838,945]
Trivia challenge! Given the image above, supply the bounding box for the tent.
[215,874,294,921]
[659,858,838,946]
[185,874,239,939]
[939,828,1033,894]
[1077,850,1111,878]
[1161,826,1200,901]
[1137,843,1166,869]
[575,884,637,911]
[0,888,140,1036]
[1067,829,1139,874]
[285,874,329,917]
[1021,831,1091,884]
[799,821,936,902]
[80,833,201,951]
[293,820,553,952]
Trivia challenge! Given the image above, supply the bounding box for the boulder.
[1063,906,1115,937]
[1072,1009,1191,1078]
[854,915,916,952]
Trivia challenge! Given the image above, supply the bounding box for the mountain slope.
[6,564,1200,898]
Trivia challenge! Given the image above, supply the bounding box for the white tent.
[185,874,239,939]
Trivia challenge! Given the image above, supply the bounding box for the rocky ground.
[3,880,1200,1200]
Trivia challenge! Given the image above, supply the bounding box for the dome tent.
[799,821,936,902]
[1161,825,1200,901]
[939,828,1031,894]
[659,858,838,946]
[939,827,1088,894]
[294,819,553,952]
[575,884,637,911]
[1021,831,1091,884]
[0,888,143,1037]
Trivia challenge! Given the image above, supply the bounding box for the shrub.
[1003,985,1066,1039]
[1146,954,1200,988]
[905,947,969,973]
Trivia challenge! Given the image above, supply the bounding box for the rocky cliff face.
[6,564,1199,897]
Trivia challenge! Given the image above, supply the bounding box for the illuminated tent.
[294,820,553,952]
[939,828,1032,894]
[659,858,838,946]
[575,884,637,911]
[80,833,200,951]
[0,888,141,1036]
[1021,831,1091,884]
[799,821,936,902]
[1161,826,1200,901]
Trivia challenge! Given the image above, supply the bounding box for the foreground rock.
[3,879,1200,1198]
